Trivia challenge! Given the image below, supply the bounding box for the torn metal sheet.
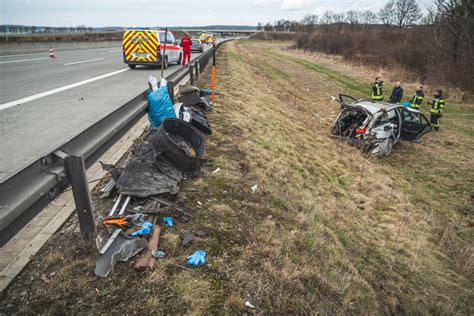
[95,231,148,277]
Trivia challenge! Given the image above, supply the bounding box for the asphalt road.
[0,44,213,183]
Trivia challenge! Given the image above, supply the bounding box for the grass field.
[1,40,472,314]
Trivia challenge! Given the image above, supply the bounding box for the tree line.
[257,0,427,32]
[0,25,94,35]
[257,0,473,96]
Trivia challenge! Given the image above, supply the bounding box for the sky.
[0,0,436,27]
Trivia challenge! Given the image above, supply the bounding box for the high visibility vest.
[431,97,445,113]
[410,92,424,108]
[371,83,383,100]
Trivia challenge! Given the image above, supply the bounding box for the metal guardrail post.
[189,64,194,86]
[168,81,175,104]
[64,154,96,240]
[195,60,199,79]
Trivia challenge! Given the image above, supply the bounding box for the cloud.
[281,0,311,11]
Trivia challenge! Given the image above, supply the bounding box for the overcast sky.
[1,0,436,27]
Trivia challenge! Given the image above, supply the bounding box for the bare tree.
[346,10,361,30]
[393,0,422,27]
[257,22,263,31]
[362,10,378,27]
[321,11,335,25]
[301,14,318,32]
[379,1,396,25]
[263,22,274,31]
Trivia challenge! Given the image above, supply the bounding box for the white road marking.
[0,68,129,111]
[0,57,49,64]
[109,49,123,53]
[0,47,121,58]
[64,58,105,66]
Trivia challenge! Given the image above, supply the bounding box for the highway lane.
[0,43,216,182]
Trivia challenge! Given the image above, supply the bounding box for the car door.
[339,94,358,108]
[397,107,432,141]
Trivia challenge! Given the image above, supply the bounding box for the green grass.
[273,52,368,97]
[256,61,289,81]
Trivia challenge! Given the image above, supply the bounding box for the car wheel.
[177,53,182,65]
[385,137,394,156]
[163,57,168,69]
[128,64,136,69]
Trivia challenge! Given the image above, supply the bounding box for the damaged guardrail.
[0,39,230,246]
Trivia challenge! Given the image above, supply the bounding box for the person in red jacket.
[181,33,192,66]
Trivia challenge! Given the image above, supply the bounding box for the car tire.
[385,137,394,156]
[128,64,136,69]
[163,56,168,69]
[177,53,182,65]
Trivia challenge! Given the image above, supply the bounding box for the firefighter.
[428,89,445,131]
[181,32,192,66]
[409,84,424,109]
[371,77,384,101]
[389,81,403,103]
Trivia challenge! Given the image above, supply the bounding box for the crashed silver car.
[331,94,432,156]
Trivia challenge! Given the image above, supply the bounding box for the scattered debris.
[197,201,203,206]
[151,250,166,259]
[94,231,148,277]
[245,301,255,309]
[212,167,221,174]
[195,228,209,238]
[181,232,196,247]
[135,226,161,269]
[251,184,258,194]
[40,274,51,284]
[162,217,174,228]
[130,222,153,237]
[186,250,206,267]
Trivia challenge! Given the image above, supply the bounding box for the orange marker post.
[211,43,216,102]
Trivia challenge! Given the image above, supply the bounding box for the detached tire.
[128,64,136,69]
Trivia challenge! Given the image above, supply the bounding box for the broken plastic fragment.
[245,301,255,309]
[212,167,221,174]
[251,184,257,194]
[162,217,174,228]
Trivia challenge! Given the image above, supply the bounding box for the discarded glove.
[162,217,174,228]
[130,221,153,237]
[187,250,206,267]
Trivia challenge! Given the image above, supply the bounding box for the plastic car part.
[151,119,205,176]
[176,103,212,135]
[178,92,213,112]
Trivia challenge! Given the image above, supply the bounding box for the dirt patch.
[1,40,472,314]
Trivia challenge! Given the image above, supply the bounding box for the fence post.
[189,64,194,86]
[168,80,175,104]
[64,154,96,240]
[195,60,199,79]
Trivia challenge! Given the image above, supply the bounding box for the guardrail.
[0,39,230,246]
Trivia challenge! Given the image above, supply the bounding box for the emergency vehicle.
[122,29,182,69]
[199,32,216,44]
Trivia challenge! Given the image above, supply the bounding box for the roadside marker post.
[212,43,216,102]
[65,154,97,240]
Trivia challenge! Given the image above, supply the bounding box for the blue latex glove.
[187,250,206,267]
[130,221,153,237]
[162,217,173,228]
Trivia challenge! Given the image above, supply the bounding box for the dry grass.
[1,40,472,314]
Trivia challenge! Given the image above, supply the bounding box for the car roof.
[353,100,419,114]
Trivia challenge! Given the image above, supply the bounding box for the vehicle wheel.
[385,137,394,156]
[163,57,168,69]
[177,53,182,65]
[128,64,136,69]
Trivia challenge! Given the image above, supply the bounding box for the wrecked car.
[331,94,432,156]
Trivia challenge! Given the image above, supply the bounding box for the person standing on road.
[371,77,384,101]
[181,32,192,66]
[410,84,424,109]
[389,81,404,103]
[428,89,446,132]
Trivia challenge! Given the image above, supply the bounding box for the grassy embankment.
[1,40,472,314]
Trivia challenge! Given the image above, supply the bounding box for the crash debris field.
[1,40,473,314]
